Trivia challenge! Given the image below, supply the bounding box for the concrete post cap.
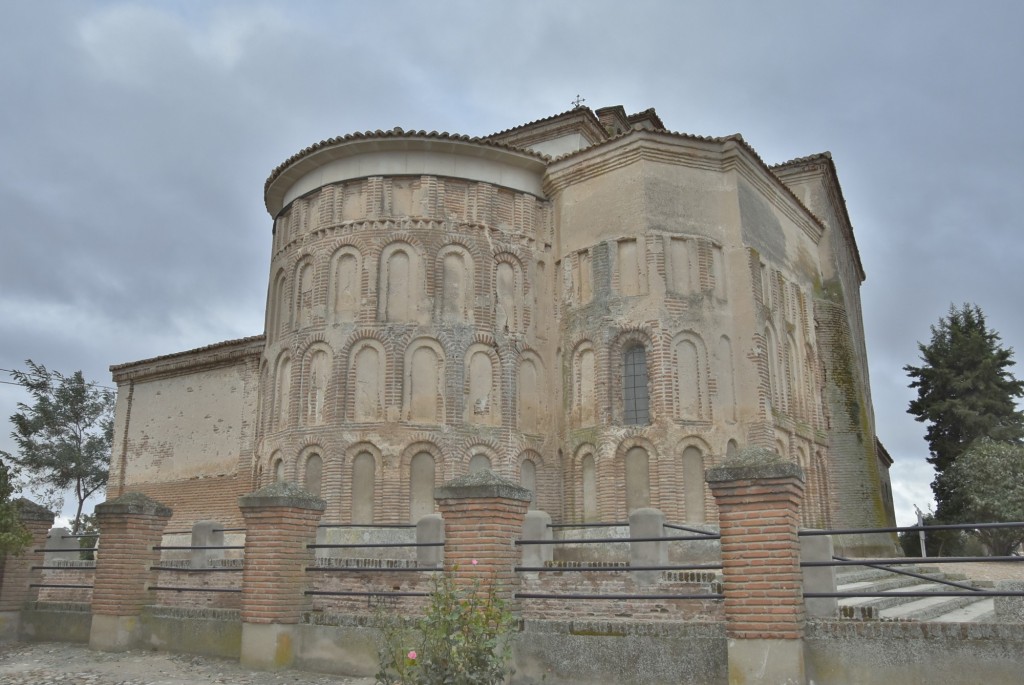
[14,497,56,522]
[706,447,804,483]
[238,481,326,511]
[95,492,172,518]
[434,469,532,502]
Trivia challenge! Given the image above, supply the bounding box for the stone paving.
[0,641,376,685]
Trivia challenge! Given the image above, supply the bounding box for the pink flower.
[471,559,478,565]
[408,650,417,660]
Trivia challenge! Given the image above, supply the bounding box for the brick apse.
[105,103,895,544]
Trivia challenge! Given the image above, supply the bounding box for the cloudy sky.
[2,1,1022,527]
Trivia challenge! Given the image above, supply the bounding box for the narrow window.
[623,345,650,425]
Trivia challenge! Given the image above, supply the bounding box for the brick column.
[706,453,806,685]
[238,481,324,671]
[89,492,172,651]
[0,498,54,640]
[435,470,531,602]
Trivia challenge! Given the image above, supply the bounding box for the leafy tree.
[0,360,114,533]
[944,439,1024,556]
[905,304,1024,520]
[0,457,32,556]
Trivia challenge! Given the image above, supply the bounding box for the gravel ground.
[0,641,377,685]
[931,560,1024,582]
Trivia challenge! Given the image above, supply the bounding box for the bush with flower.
[375,561,516,685]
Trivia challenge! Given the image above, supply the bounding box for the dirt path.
[0,641,377,685]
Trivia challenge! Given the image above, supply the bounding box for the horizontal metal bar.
[307,542,443,549]
[802,555,1024,567]
[662,524,720,538]
[305,590,429,597]
[60,533,98,539]
[805,590,1024,598]
[212,528,245,533]
[799,521,1024,536]
[832,554,981,593]
[516,563,722,573]
[516,592,724,600]
[149,566,242,572]
[29,583,93,589]
[152,545,245,551]
[306,566,440,572]
[317,523,416,529]
[547,522,628,528]
[149,586,241,593]
[516,535,699,545]
[35,548,97,553]
[31,565,95,571]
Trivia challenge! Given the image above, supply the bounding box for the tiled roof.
[110,334,265,373]
[264,128,549,196]
[484,107,604,140]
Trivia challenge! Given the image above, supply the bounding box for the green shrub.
[376,566,516,685]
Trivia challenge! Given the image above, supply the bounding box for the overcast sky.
[2,1,1022,527]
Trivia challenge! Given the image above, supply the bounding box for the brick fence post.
[0,498,54,641]
[435,470,531,603]
[89,492,172,651]
[238,481,325,671]
[706,452,806,685]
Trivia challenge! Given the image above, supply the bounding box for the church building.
[106,104,896,532]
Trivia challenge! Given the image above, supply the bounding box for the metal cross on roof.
[572,94,586,109]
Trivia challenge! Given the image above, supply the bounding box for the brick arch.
[463,342,501,426]
[343,441,383,524]
[343,337,387,423]
[612,436,661,519]
[608,327,659,425]
[403,337,446,424]
[461,440,504,476]
[674,435,714,524]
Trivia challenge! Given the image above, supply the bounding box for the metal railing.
[799,521,1024,600]
[514,521,724,602]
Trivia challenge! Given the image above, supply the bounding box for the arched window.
[276,354,292,429]
[520,458,537,510]
[469,454,492,474]
[624,446,651,512]
[352,452,375,524]
[330,248,360,322]
[273,456,285,483]
[623,345,650,425]
[304,348,330,426]
[296,261,314,329]
[581,454,598,522]
[351,341,384,422]
[304,453,323,497]
[409,452,435,522]
[682,446,704,523]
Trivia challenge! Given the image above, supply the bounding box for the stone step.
[879,593,986,621]
[931,598,996,623]
[835,564,942,585]
[839,582,950,611]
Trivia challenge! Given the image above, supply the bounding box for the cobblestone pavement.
[0,641,377,685]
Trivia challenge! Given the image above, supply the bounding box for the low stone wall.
[518,567,722,623]
[15,605,1024,685]
[806,620,1024,685]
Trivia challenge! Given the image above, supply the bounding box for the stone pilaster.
[238,482,324,671]
[707,449,806,685]
[435,470,531,602]
[0,498,54,640]
[89,492,172,651]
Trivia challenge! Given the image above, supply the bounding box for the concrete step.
[840,582,950,611]
[879,593,986,621]
[931,598,996,623]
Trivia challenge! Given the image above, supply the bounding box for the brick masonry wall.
[0,510,53,611]
[709,471,805,640]
[437,495,529,601]
[239,503,322,624]
[92,502,171,617]
[37,564,94,604]
[519,569,723,623]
